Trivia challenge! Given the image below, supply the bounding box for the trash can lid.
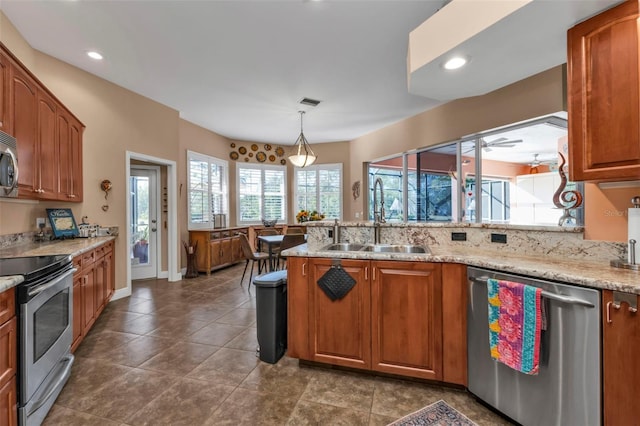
[253,270,287,287]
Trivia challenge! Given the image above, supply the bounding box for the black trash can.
[252,270,287,363]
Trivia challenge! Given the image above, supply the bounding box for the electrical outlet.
[491,233,507,244]
[328,229,334,238]
[451,232,467,241]
[36,217,46,228]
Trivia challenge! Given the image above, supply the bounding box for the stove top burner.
[0,255,72,284]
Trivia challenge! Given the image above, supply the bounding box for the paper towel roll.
[628,208,640,263]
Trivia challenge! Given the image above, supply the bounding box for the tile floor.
[43,263,513,425]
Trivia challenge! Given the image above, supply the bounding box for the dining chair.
[276,233,306,270]
[285,226,304,235]
[239,233,269,292]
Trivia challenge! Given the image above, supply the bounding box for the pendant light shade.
[288,111,316,167]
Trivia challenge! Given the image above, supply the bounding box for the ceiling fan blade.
[488,139,523,147]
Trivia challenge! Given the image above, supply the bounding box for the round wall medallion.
[249,152,253,157]
[238,146,247,155]
[264,144,272,151]
[269,155,276,162]
[251,144,259,151]
[229,151,239,160]
[275,146,285,157]
[256,152,267,163]
[230,142,236,148]
[280,159,286,165]
[244,157,250,162]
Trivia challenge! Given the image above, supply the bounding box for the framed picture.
[46,208,79,238]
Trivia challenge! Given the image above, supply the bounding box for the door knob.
[151,219,157,224]
[151,228,157,232]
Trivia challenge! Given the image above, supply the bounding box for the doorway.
[130,166,160,280]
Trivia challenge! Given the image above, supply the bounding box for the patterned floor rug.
[388,400,478,426]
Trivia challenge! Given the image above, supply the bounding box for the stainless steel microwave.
[0,131,18,197]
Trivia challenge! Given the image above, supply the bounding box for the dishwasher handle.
[470,276,595,308]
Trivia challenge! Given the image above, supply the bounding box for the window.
[237,164,287,224]
[187,151,228,230]
[294,164,342,219]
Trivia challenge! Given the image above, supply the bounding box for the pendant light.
[288,111,316,167]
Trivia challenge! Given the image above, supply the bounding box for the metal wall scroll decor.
[553,153,583,226]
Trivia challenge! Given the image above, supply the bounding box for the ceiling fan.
[528,153,557,173]
[463,137,523,153]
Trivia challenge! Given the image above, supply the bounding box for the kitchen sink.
[320,243,429,254]
[361,244,430,254]
[322,243,365,251]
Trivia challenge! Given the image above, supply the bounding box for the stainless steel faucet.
[373,177,385,244]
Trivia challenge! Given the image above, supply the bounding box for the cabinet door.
[104,251,114,302]
[0,50,10,134]
[287,257,310,360]
[568,0,640,181]
[71,274,83,353]
[308,258,371,369]
[0,376,16,426]
[58,110,83,202]
[10,64,38,196]
[94,256,106,315]
[0,317,16,389]
[602,290,640,426]
[371,261,442,380]
[36,90,57,199]
[210,240,222,269]
[220,238,232,265]
[81,269,96,333]
[231,236,242,263]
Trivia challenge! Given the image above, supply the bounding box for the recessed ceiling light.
[443,56,467,70]
[87,51,103,60]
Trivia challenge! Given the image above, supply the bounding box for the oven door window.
[34,289,70,361]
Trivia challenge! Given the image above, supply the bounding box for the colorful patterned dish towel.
[487,278,543,375]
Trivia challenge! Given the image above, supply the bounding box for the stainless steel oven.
[0,130,19,198]
[0,255,75,426]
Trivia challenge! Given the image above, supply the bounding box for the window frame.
[187,150,229,230]
[293,163,343,220]
[236,163,288,226]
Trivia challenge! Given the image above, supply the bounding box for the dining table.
[257,234,306,272]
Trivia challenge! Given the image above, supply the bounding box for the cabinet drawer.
[95,243,108,259]
[0,317,16,389]
[72,255,82,271]
[0,289,14,326]
[81,249,96,266]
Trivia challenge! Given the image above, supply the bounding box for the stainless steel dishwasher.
[467,267,601,426]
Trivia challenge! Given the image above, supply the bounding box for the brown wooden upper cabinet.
[1,43,84,201]
[568,0,640,181]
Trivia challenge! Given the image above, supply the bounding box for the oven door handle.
[27,268,76,297]
[27,354,74,414]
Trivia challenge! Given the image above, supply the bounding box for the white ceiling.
[0,0,622,146]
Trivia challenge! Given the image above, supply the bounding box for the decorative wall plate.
[251,144,259,151]
[238,146,247,155]
[264,144,272,151]
[280,159,286,165]
[230,142,236,148]
[249,152,253,157]
[229,151,239,160]
[256,151,267,162]
[269,155,276,162]
[275,146,285,157]
[245,157,250,162]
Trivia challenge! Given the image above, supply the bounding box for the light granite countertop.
[283,243,640,295]
[0,236,116,292]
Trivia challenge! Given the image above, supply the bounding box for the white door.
[130,167,159,280]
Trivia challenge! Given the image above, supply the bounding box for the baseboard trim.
[158,270,169,279]
[111,287,132,301]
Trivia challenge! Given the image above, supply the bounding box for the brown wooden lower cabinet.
[602,290,640,426]
[0,287,16,426]
[0,376,17,426]
[71,240,116,353]
[288,257,467,383]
